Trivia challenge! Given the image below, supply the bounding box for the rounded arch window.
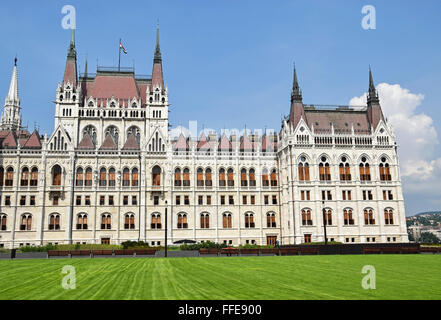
[319,156,331,181]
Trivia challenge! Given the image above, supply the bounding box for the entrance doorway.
[101,238,110,245]
[266,236,277,246]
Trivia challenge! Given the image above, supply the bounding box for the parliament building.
[0,28,408,248]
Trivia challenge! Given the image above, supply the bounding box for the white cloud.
[350,83,441,210]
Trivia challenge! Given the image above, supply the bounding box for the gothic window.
[105,126,119,147]
[270,169,278,186]
[302,209,312,226]
[325,209,333,226]
[249,168,256,186]
[339,156,351,181]
[364,209,375,225]
[101,214,111,230]
[0,214,6,231]
[20,167,29,186]
[30,167,38,186]
[241,168,248,187]
[174,168,182,186]
[267,213,276,228]
[108,168,116,187]
[122,168,130,187]
[222,213,232,228]
[183,168,190,187]
[52,165,62,186]
[20,214,32,231]
[48,214,60,230]
[127,126,141,145]
[0,167,4,186]
[359,157,371,181]
[200,214,210,229]
[219,168,226,187]
[151,213,161,229]
[76,168,83,186]
[152,166,161,186]
[124,214,135,229]
[262,168,269,186]
[83,125,97,146]
[205,168,212,187]
[99,168,107,187]
[227,168,234,187]
[298,156,310,181]
[319,156,331,181]
[384,209,394,225]
[131,168,139,187]
[88,101,94,107]
[85,168,92,186]
[177,213,188,229]
[5,167,14,186]
[379,157,392,181]
[196,167,204,187]
[77,214,88,229]
[344,209,354,225]
[244,213,255,228]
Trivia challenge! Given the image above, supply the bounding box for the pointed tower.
[1,57,22,131]
[366,66,385,131]
[288,64,306,129]
[63,29,77,87]
[152,24,164,89]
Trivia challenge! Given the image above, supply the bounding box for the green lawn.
[0,255,440,300]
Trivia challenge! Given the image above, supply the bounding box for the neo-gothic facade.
[0,29,408,249]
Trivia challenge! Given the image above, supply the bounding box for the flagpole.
[118,38,121,72]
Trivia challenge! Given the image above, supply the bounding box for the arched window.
[319,156,331,181]
[219,168,226,187]
[379,157,392,181]
[99,168,107,187]
[344,209,354,225]
[174,168,182,186]
[339,156,351,181]
[0,167,4,186]
[76,168,83,186]
[52,165,62,186]
[183,168,190,187]
[108,168,116,187]
[77,213,88,229]
[122,168,130,186]
[101,214,111,229]
[124,214,135,229]
[20,214,32,231]
[200,213,210,229]
[227,168,234,187]
[131,168,139,187]
[152,166,161,186]
[5,167,14,186]
[127,126,141,144]
[105,125,119,147]
[196,168,203,187]
[222,213,232,228]
[85,168,92,186]
[83,125,97,146]
[359,157,371,181]
[21,167,29,186]
[205,168,212,187]
[384,209,394,225]
[249,168,256,187]
[0,214,7,231]
[298,156,310,181]
[364,209,375,225]
[177,213,188,229]
[302,209,312,226]
[325,209,332,226]
[48,214,60,230]
[241,168,247,187]
[30,167,38,186]
[270,169,278,186]
[245,213,255,228]
[262,168,269,186]
[151,213,161,229]
[267,213,276,228]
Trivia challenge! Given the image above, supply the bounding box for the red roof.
[2,131,17,148]
[197,133,210,150]
[78,132,95,150]
[152,62,164,89]
[91,74,140,101]
[22,131,41,149]
[63,57,77,86]
[305,110,370,134]
[122,133,140,150]
[218,133,232,151]
[175,134,189,150]
[99,134,117,150]
[240,134,253,151]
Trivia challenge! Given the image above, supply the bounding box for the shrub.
[121,241,150,249]
[180,241,227,251]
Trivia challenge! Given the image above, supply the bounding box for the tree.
[419,232,440,244]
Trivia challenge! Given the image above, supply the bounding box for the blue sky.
[0,0,440,215]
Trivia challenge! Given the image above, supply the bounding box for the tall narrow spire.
[152,23,164,89]
[63,29,78,86]
[291,63,302,103]
[367,65,379,104]
[1,57,22,131]
[7,57,19,105]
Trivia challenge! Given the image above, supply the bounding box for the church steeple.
[367,65,379,104]
[366,66,384,130]
[63,29,78,86]
[1,57,22,131]
[288,63,306,129]
[291,64,302,103]
[152,24,164,89]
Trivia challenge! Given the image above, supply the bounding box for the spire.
[152,23,164,89]
[367,65,379,104]
[63,29,77,86]
[291,63,302,103]
[1,57,22,131]
[6,57,19,105]
[84,58,88,78]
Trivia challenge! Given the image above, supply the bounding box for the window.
[132,196,137,205]
[0,214,7,231]
[52,165,62,186]
[101,214,111,229]
[20,214,32,231]
[342,190,352,201]
[76,168,84,186]
[364,209,375,225]
[249,169,256,187]
[379,157,392,181]
[205,168,212,187]
[151,214,161,229]
[304,234,311,243]
[321,190,332,201]
[53,195,59,206]
[99,168,107,186]
[229,195,234,205]
[227,168,234,187]
[359,157,371,181]
[220,196,225,205]
[5,167,14,186]
[302,209,312,226]
[262,168,269,186]
[198,195,203,205]
[270,169,278,186]
[267,213,276,228]
[122,168,130,186]
[219,168,226,187]
[362,190,373,201]
[30,168,38,186]
[109,196,114,205]
[131,168,139,187]
[319,157,331,181]
[77,214,88,229]
[21,167,29,186]
[0,167,3,186]
[324,209,332,225]
[20,196,26,206]
[76,196,81,206]
[206,196,211,205]
[298,157,310,181]
[245,213,255,228]
[344,209,354,225]
[242,195,247,205]
[272,195,277,205]
[176,196,181,205]
[197,168,204,187]
[85,196,90,206]
[48,214,60,230]
[177,214,188,229]
[339,157,351,181]
[222,213,232,228]
[250,195,255,205]
[183,168,190,187]
[108,168,116,187]
[174,168,182,186]
[85,168,92,186]
[123,195,128,205]
[154,196,159,206]
[124,214,135,229]
[384,209,394,225]
[5,196,11,206]
[184,195,189,205]
[100,196,105,205]
[152,166,161,186]
[200,214,210,229]
[241,168,248,187]
[264,195,269,205]
[30,196,36,206]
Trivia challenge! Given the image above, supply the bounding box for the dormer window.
[88,101,94,108]
[59,95,63,102]
[110,102,116,108]
[132,102,137,108]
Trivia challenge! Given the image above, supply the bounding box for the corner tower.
[1,57,22,131]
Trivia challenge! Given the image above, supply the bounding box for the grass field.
[0,255,440,300]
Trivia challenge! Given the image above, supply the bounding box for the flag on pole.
[119,41,127,54]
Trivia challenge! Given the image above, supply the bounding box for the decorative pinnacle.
[154,22,162,63]
[368,65,379,103]
[291,63,302,102]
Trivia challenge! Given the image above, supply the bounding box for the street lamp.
[322,200,328,245]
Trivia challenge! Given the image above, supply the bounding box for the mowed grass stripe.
[1,255,440,300]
